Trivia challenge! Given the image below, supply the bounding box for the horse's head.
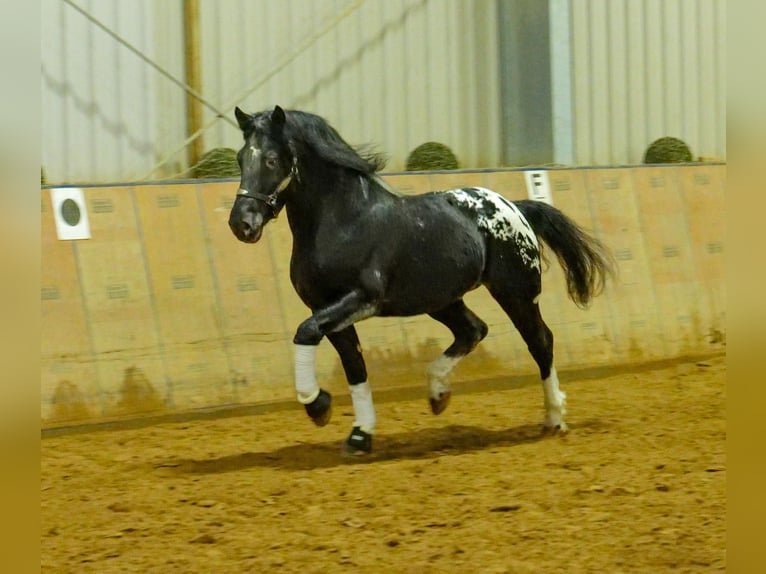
[228,105,297,243]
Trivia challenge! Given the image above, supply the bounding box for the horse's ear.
[272,105,286,129]
[234,106,251,132]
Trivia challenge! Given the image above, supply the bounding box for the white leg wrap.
[349,381,376,433]
[294,344,320,404]
[542,366,567,429]
[427,354,462,399]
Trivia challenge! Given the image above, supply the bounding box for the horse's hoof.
[429,391,451,415]
[342,426,372,456]
[304,389,332,427]
[542,421,569,435]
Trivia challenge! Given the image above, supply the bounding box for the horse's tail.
[514,199,615,309]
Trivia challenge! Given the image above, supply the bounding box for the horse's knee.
[294,318,323,346]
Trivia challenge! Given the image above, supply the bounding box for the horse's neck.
[285,169,393,243]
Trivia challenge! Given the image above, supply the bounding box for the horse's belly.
[379,240,485,315]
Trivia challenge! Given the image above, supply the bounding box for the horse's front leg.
[292,290,378,438]
[327,326,375,455]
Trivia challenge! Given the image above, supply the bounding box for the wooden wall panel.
[383,173,431,196]
[196,182,293,404]
[679,165,726,342]
[585,169,667,362]
[632,167,707,356]
[41,190,100,423]
[483,170,528,200]
[74,187,166,418]
[133,184,230,410]
[40,165,726,427]
[352,317,415,391]
[427,171,485,192]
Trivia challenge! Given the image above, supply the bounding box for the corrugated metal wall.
[197,0,502,173]
[41,0,502,183]
[42,0,164,183]
[41,0,725,183]
[569,0,726,165]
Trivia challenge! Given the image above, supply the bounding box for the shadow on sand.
[157,420,607,474]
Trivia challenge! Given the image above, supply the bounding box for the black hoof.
[304,389,332,427]
[343,426,372,456]
[429,391,452,415]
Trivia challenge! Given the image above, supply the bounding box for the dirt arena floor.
[41,354,725,573]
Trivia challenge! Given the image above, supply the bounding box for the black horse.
[229,105,613,455]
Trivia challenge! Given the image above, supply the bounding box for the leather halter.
[236,156,298,218]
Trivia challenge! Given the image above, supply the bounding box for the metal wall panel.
[41,0,179,184]
[41,0,725,183]
[149,1,187,178]
[569,0,726,165]
[198,0,502,172]
[44,0,503,182]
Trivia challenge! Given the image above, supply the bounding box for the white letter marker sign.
[51,188,91,240]
[524,170,553,206]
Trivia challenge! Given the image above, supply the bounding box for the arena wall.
[41,164,725,428]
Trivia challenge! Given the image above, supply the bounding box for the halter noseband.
[236,156,299,218]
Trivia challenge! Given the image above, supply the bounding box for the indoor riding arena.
[42,1,725,571]
[41,166,725,572]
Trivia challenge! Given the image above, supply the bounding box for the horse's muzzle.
[229,210,264,244]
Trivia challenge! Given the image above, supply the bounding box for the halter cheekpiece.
[237,155,299,218]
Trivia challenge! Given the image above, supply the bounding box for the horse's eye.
[265,158,278,170]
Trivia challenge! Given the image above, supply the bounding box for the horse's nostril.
[230,210,262,242]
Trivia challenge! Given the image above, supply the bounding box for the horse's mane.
[265,109,387,175]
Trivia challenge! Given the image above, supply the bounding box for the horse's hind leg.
[489,288,567,431]
[427,299,488,414]
[327,326,375,455]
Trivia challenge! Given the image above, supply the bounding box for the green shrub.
[405,142,459,171]
[193,147,240,178]
[643,137,693,164]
